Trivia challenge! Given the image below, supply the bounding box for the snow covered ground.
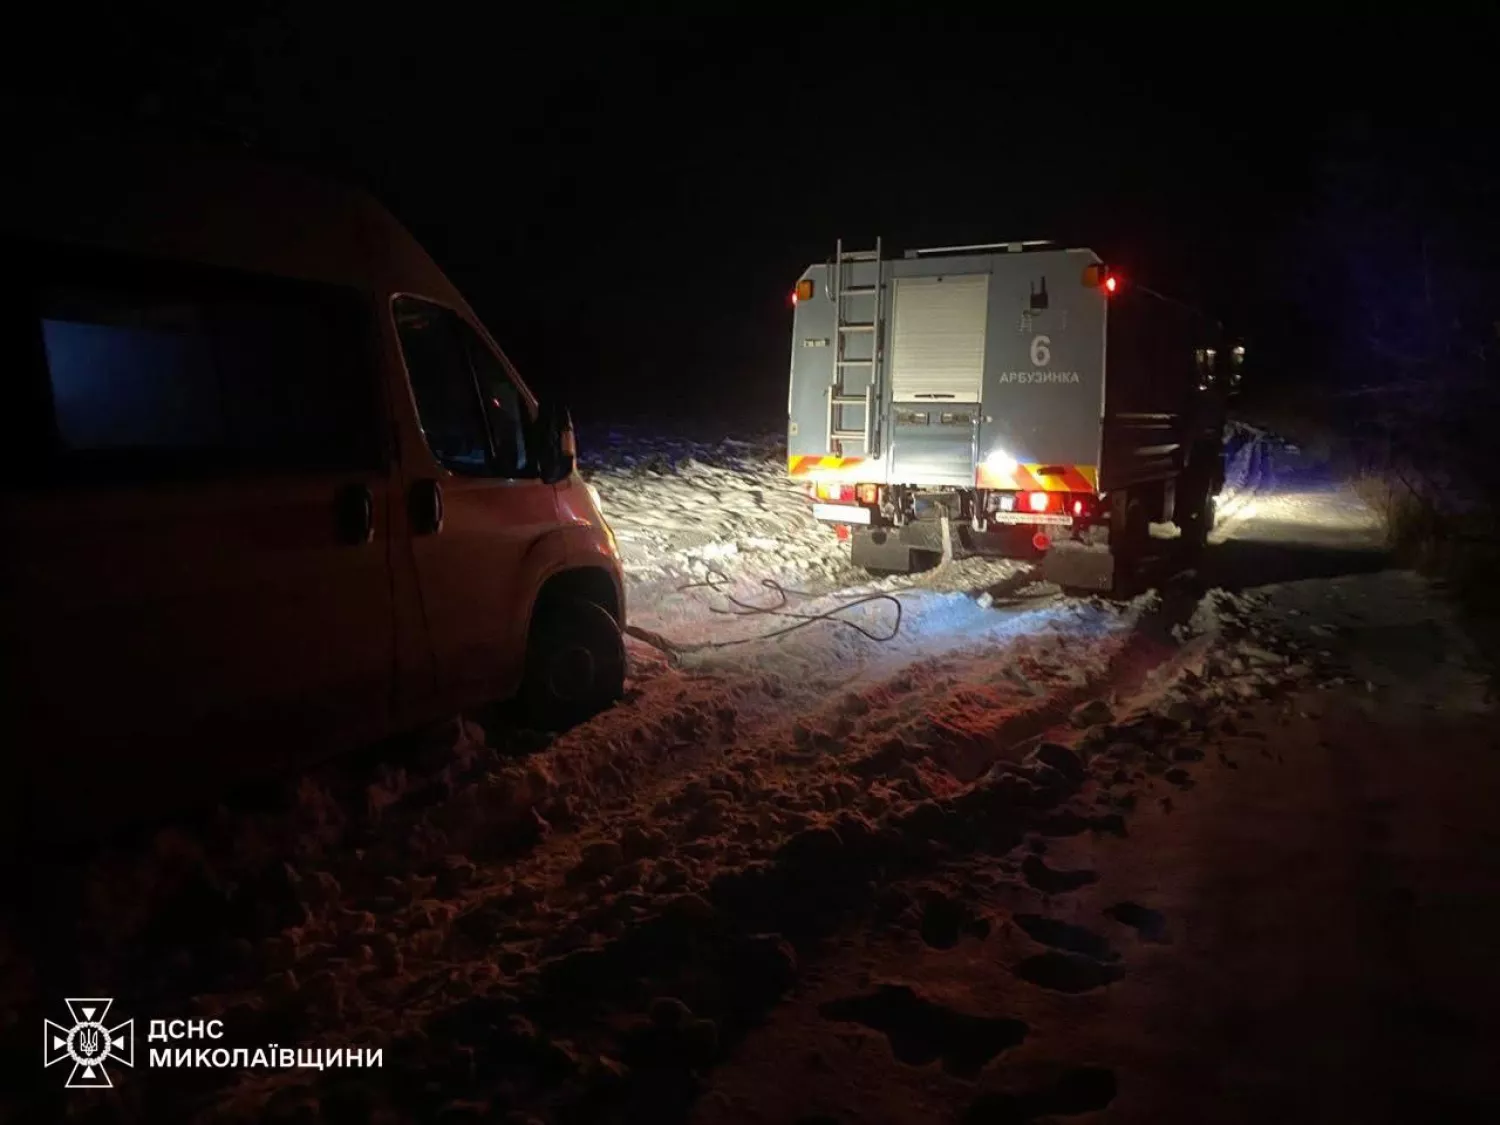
[578,428,858,594]
[5,422,1495,1124]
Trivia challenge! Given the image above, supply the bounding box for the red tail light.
[1027,491,1053,513]
[1081,264,1120,294]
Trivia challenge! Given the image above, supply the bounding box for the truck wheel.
[1103,490,1152,597]
[522,597,626,730]
[1178,467,1215,552]
[1111,490,1151,562]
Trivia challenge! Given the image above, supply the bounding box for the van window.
[21,245,381,481]
[393,296,531,478]
[458,321,530,477]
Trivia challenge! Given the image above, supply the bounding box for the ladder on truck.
[826,237,883,457]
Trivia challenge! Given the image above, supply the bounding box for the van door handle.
[410,479,444,535]
[334,483,375,546]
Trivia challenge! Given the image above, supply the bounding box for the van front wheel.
[522,597,626,731]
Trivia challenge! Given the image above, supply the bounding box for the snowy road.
[6,425,1498,1124]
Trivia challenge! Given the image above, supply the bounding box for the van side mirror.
[534,394,576,484]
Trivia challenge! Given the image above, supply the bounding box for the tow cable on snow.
[623,568,907,665]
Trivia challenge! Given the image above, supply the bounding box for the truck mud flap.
[851,520,949,574]
[1041,541,1118,594]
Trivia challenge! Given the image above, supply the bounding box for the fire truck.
[786,239,1243,593]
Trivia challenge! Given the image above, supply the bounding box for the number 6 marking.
[1030,334,1051,367]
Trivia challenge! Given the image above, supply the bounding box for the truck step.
[837,323,876,332]
[836,358,874,366]
[831,395,867,406]
[831,430,868,442]
[839,250,880,262]
[838,285,878,296]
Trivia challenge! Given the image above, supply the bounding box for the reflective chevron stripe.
[788,454,868,478]
[789,455,1098,492]
[976,463,1098,492]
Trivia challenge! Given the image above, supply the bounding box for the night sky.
[7,13,1497,428]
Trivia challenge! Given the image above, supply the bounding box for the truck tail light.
[1070,495,1100,519]
[1082,263,1120,294]
[857,483,878,504]
[793,279,815,304]
[815,482,855,502]
[1027,491,1053,513]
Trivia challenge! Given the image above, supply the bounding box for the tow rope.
[623,569,907,665]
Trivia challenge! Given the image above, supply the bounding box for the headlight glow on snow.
[586,482,604,513]
[985,448,1018,474]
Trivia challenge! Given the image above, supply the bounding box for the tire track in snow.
[188,579,1221,1121]
[1211,430,1275,542]
[692,592,1335,1125]
[389,590,1315,1125]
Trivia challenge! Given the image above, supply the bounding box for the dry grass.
[1354,473,1440,559]
[1241,382,1500,659]
[1244,395,1500,616]
[1354,470,1500,624]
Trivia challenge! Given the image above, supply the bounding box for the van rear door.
[0,241,399,827]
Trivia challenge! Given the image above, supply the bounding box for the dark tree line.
[1266,110,1500,497]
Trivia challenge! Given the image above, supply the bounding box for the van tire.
[522,596,626,731]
